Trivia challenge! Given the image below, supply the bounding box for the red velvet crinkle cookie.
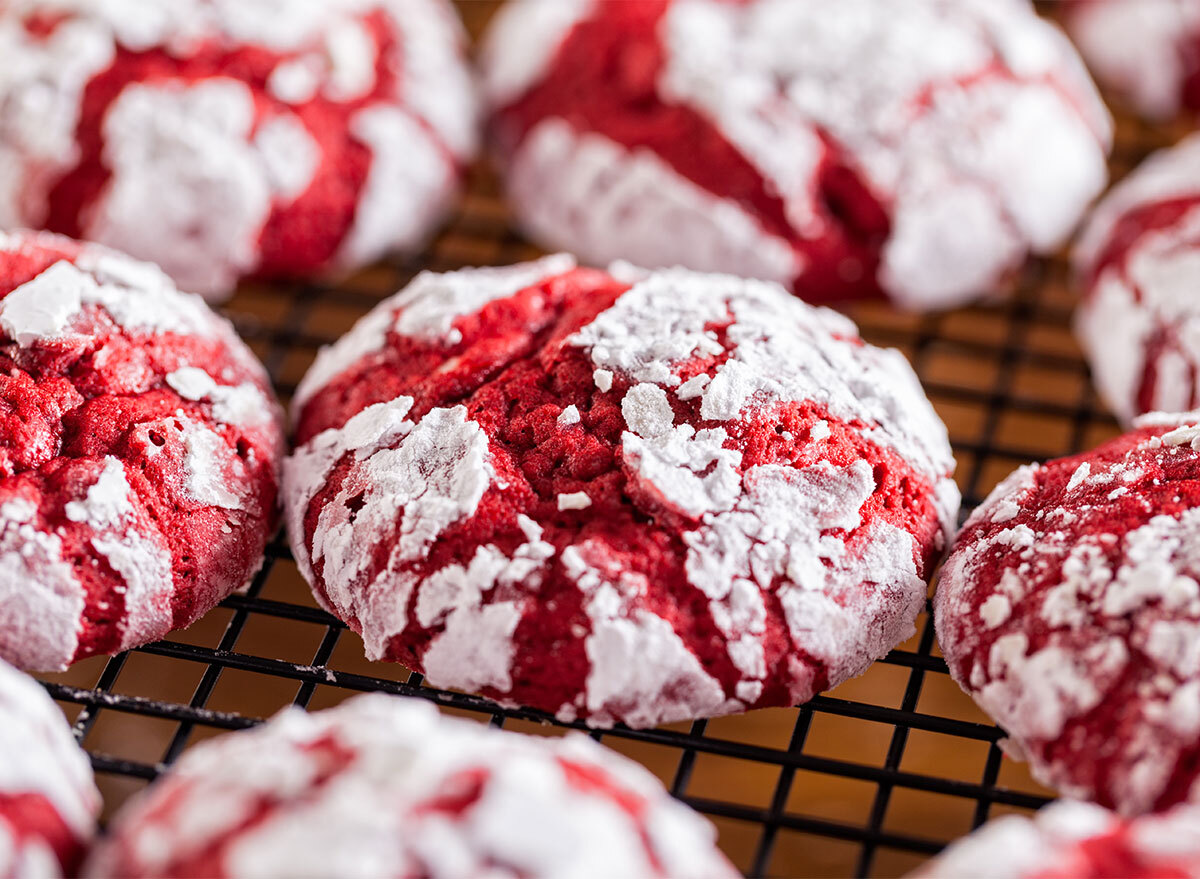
[1065,0,1200,121]
[1075,133,1200,426]
[0,0,477,300]
[0,659,99,879]
[917,800,1200,879]
[285,256,959,728]
[936,412,1200,816]
[85,694,738,879]
[0,231,284,672]
[481,0,1111,311]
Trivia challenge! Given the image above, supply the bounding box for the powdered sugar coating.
[0,231,284,671]
[937,412,1200,815]
[1075,133,1200,425]
[917,800,1200,878]
[1065,0,1200,121]
[85,693,737,879]
[286,259,958,728]
[0,0,477,300]
[0,659,100,879]
[484,0,1110,310]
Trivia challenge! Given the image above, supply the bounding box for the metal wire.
[31,4,1185,874]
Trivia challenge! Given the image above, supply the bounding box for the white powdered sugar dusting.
[1066,0,1200,121]
[0,239,243,348]
[1075,134,1200,425]
[503,121,803,289]
[64,458,174,653]
[918,800,1119,879]
[0,658,99,874]
[557,492,591,511]
[0,499,85,672]
[575,267,953,712]
[390,254,576,343]
[480,0,596,107]
[254,113,321,202]
[563,545,737,729]
[385,0,478,160]
[87,694,736,879]
[418,517,554,693]
[335,105,455,271]
[167,367,271,427]
[572,268,956,486]
[0,255,228,347]
[936,413,1200,814]
[283,397,417,583]
[1076,133,1200,280]
[922,799,1200,879]
[86,79,271,300]
[64,457,134,527]
[179,421,247,510]
[621,384,674,438]
[2,0,388,55]
[0,11,116,228]
[303,406,493,658]
[0,260,86,346]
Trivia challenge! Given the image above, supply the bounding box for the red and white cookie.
[1075,133,1200,425]
[937,413,1200,815]
[917,800,1200,878]
[0,0,477,300]
[85,693,738,879]
[285,257,959,728]
[481,0,1110,311]
[1065,0,1200,121]
[0,660,99,879]
[0,231,284,671]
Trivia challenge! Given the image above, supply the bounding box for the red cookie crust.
[482,0,1110,311]
[285,257,959,728]
[85,694,738,879]
[1074,132,1200,425]
[1065,0,1200,121]
[0,0,477,299]
[0,231,284,672]
[936,413,1200,815]
[918,800,1200,879]
[0,660,99,879]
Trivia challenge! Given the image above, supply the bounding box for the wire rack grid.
[30,4,1189,877]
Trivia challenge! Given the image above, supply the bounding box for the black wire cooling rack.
[30,5,1192,877]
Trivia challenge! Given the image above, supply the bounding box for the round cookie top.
[481,0,1110,311]
[0,230,284,672]
[1065,0,1200,121]
[936,413,1200,815]
[286,257,959,728]
[86,693,738,879]
[0,659,99,879]
[1074,132,1200,425]
[0,0,477,299]
[918,800,1200,879]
